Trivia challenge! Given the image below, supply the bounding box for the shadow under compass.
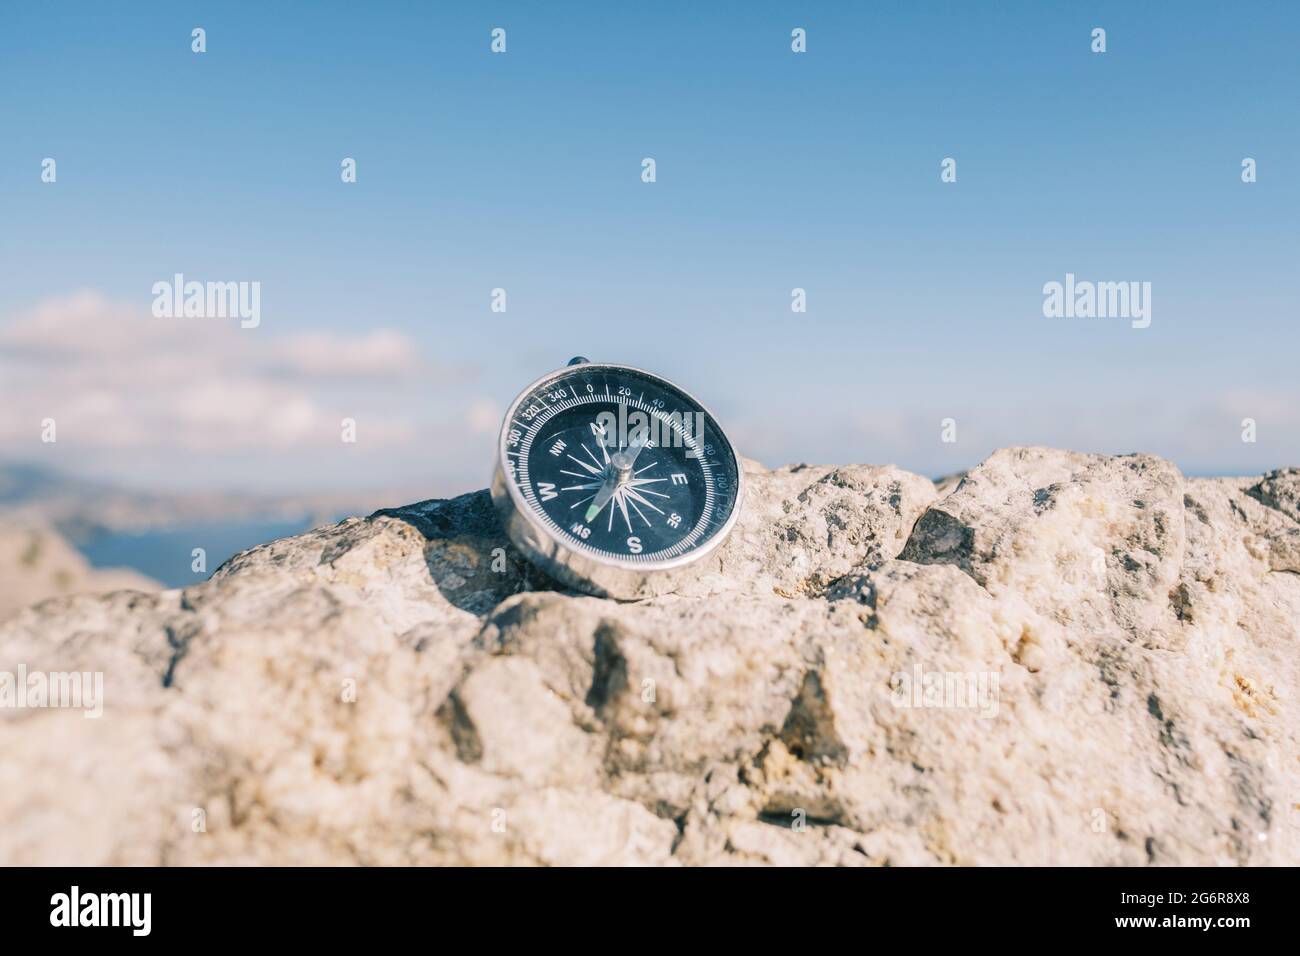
[372,491,571,616]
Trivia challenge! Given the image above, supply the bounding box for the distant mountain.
[0,461,425,590]
[0,461,417,539]
[0,523,158,621]
[0,462,106,505]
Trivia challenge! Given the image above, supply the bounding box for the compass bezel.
[490,361,744,598]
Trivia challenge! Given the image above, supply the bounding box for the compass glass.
[501,364,740,564]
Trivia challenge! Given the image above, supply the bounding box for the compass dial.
[494,362,741,592]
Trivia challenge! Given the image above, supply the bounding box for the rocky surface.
[0,524,157,623]
[1,447,1298,866]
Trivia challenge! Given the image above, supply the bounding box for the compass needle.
[584,475,618,523]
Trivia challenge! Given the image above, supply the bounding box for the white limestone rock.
[1,450,1297,866]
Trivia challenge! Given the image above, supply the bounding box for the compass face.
[498,363,741,571]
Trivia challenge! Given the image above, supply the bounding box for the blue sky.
[1,1,1296,494]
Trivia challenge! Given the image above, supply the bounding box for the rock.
[0,524,158,623]
[1248,468,1300,524]
[1,447,1298,866]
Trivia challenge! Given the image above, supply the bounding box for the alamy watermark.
[0,665,103,718]
[152,273,260,328]
[593,402,707,459]
[891,664,999,719]
[50,886,150,936]
[1043,273,1151,329]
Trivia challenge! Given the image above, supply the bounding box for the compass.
[491,358,743,598]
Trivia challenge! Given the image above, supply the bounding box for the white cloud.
[0,293,489,489]
[465,398,503,436]
[266,329,423,380]
[728,386,1300,478]
[7,293,1288,497]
